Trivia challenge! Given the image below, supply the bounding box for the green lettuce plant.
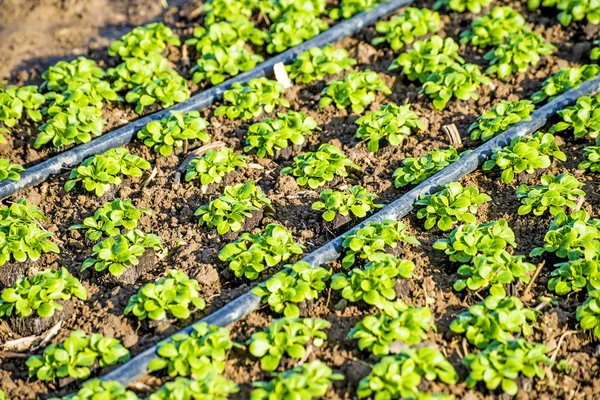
[421,63,491,110]
[185,147,247,185]
[433,0,491,13]
[107,54,169,91]
[186,17,265,51]
[532,64,600,104]
[286,45,356,84]
[252,261,331,318]
[355,103,424,152]
[450,294,538,349]
[529,0,600,25]
[194,180,271,234]
[248,318,329,371]
[148,322,240,376]
[332,256,416,309]
[137,111,210,156]
[482,132,566,184]
[280,143,359,189]
[329,0,383,19]
[372,7,441,50]
[463,339,551,396]
[312,185,382,222]
[433,219,517,263]
[469,100,535,142]
[125,270,205,321]
[0,84,45,128]
[125,70,190,114]
[549,257,600,295]
[26,331,130,381]
[266,11,328,54]
[0,159,24,182]
[244,111,319,157]
[484,31,556,78]
[349,300,433,356]
[318,69,392,113]
[192,44,264,85]
[576,289,600,339]
[516,173,586,216]
[218,223,304,280]
[251,360,343,400]
[460,6,526,48]
[69,198,151,241]
[389,36,464,83]
[203,0,255,25]
[0,267,87,318]
[53,379,139,400]
[64,148,151,196]
[214,77,290,120]
[81,229,165,277]
[149,376,239,400]
[341,220,419,268]
[550,94,600,138]
[416,182,491,231]
[579,138,600,171]
[108,22,180,60]
[357,347,458,399]
[393,147,462,187]
[258,0,327,21]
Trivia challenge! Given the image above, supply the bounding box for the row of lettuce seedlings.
[2,0,600,399]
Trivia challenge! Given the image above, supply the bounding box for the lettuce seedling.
[53,379,139,400]
[460,6,526,48]
[150,376,239,400]
[332,256,416,309]
[195,180,271,234]
[576,290,600,339]
[529,0,600,25]
[433,219,517,263]
[372,7,440,50]
[329,0,383,19]
[0,84,45,128]
[416,182,491,231]
[355,103,424,152]
[312,185,383,222]
[393,147,462,187]
[125,70,190,114]
[484,31,556,78]
[319,69,391,114]
[258,0,327,21]
[148,322,240,376]
[252,261,331,318]
[245,111,318,157]
[203,0,255,25]
[64,148,151,196]
[109,22,180,60]
[185,147,247,185]
[349,300,433,356]
[463,339,551,396]
[433,0,491,12]
[27,330,130,381]
[341,220,419,268]
[421,63,491,110]
[516,173,585,216]
[214,78,290,120]
[532,64,600,104]
[551,94,600,138]
[137,111,210,156]
[580,138,600,172]
[108,54,170,92]
[286,45,357,84]
[219,223,304,280]
[389,36,464,83]
[281,143,359,189]
[251,360,343,400]
[549,257,600,295]
[248,318,329,371]
[0,159,24,182]
[186,17,265,51]
[357,347,458,399]
[70,198,151,241]
[451,294,538,349]
[0,199,60,266]
[267,11,328,54]
[192,44,264,85]
[125,270,205,321]
[483,132,566,184]
[81,229,165,277]
[469,100,535,142]
[0,267,87,319]
[454,251,536,295]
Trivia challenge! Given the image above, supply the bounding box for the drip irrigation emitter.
[0,0,416,201]
[99,75,600,386]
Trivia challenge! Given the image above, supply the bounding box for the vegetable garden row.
[1,0,600,399]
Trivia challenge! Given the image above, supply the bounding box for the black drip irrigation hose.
[100,75,600,386]
[0,0,415,201]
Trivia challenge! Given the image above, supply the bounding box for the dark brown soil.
[1,0,600,399]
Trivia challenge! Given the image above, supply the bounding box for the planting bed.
[2,0,600,399]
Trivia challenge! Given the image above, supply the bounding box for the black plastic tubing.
[100,73,600,385]
[0,0,416,201]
